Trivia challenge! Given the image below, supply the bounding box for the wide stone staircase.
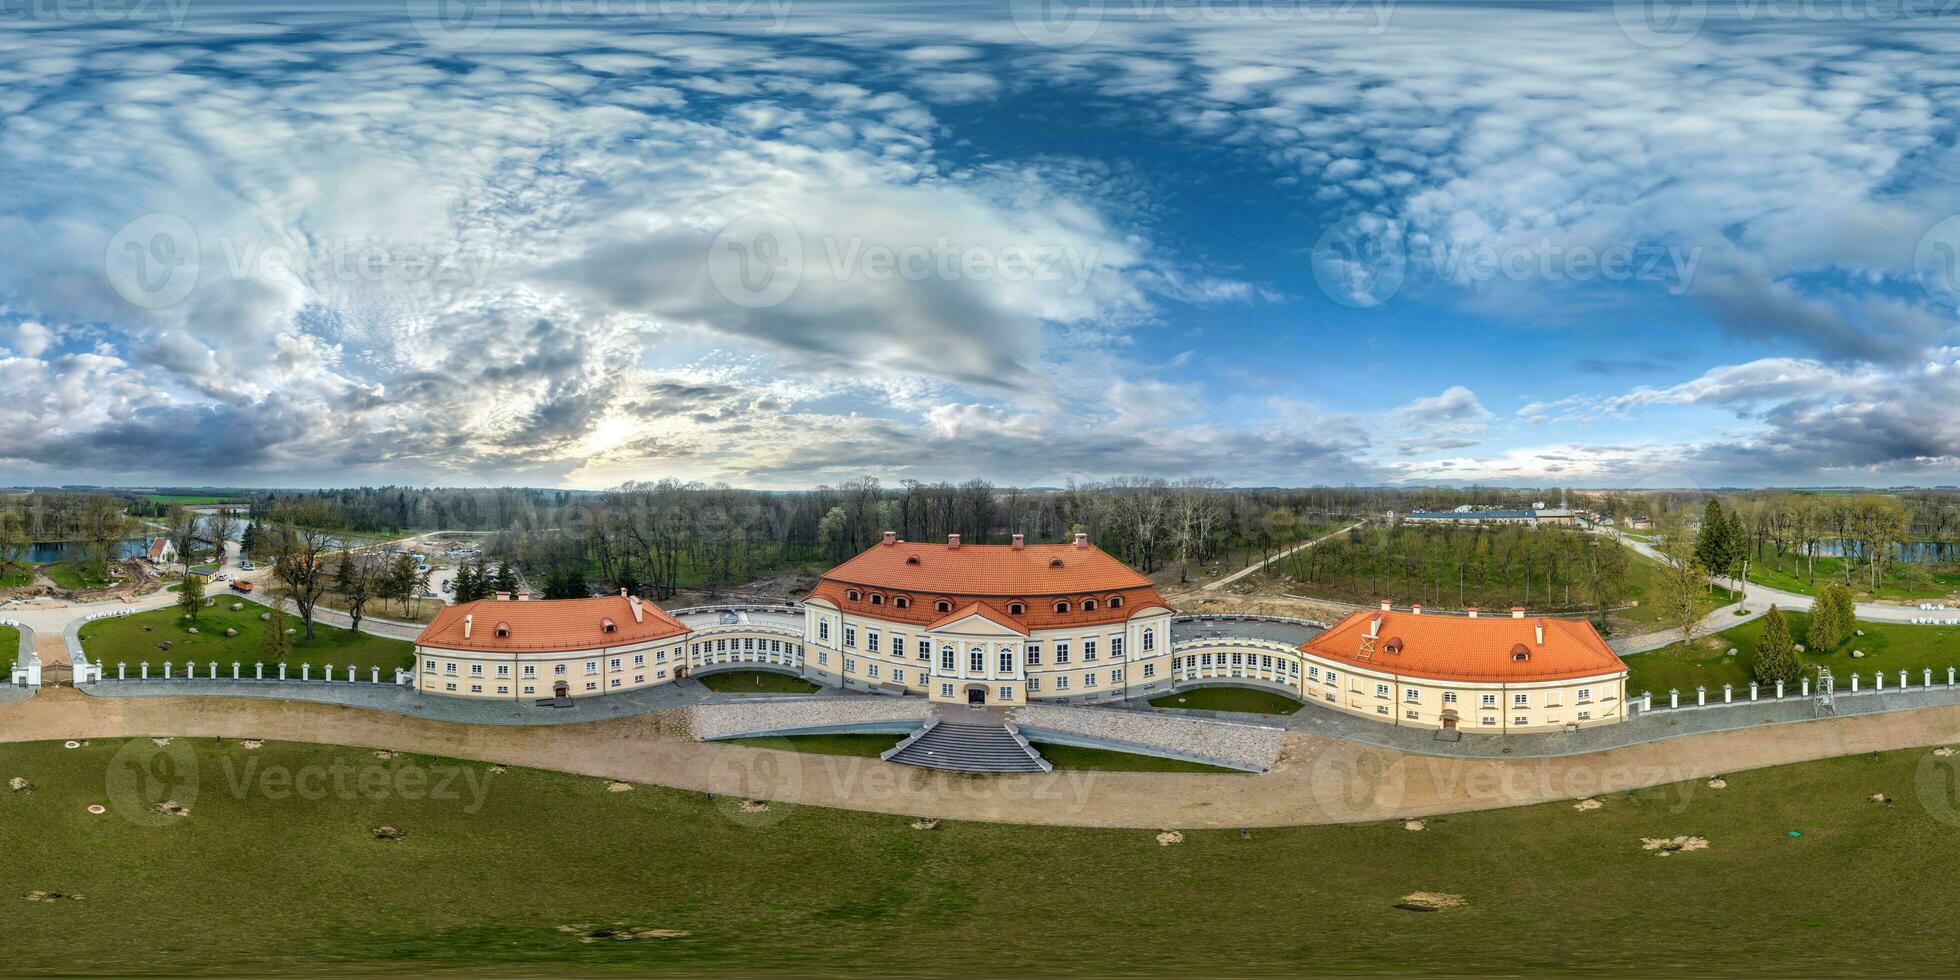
[883,719,1052,774]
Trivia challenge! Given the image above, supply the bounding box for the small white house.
[145,538,177,564]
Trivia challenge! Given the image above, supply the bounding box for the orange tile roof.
[808,537,1172,630]
[927,601,1030,635]
[416,594,689,654]
[1299,610,1625,683]
[819,538,1155,596]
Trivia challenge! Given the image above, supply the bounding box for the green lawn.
[1149,686,1303,715]
[1624,610,1960,696]
[42,562,111,590]
[78,604,413,677]
[0,566,33,589]
[1747,553,1960,602]
[723,733,1238,773]
[696,671,822,694]
[725,733,895,757]
[9,738,1960,973]
[1611,552,1719,634]
[1027,742,1242,773]
[1,624,16,674]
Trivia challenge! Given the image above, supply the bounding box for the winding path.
[1177,521,1364,597]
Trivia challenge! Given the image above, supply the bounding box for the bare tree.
[267,501,342,641]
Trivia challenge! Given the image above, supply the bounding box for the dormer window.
[1511,643,1531,662]
[906,556,921,565]
[1108,595,1124,608]
[1008,602,1026,616]
[1082,598,1097,612]
[1384,637,1404,654]
[494,622,511,638]
[1054,600,1071,614]
[935,599,953,614]
[869,593,884,605]
[601,619,617,634]
[894,596,910,609]
[1048,558,1064,568]
[846,589,861,602]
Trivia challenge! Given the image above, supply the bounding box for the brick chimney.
[1074,532,1089,549]
[882,530,896,546]
[1411,603,1423,616]
[516,589,530,601]
[495,591,510,602]
[1511,606,1526,618]
[1467,607,1479,618]
[1366,615,1381,638]
[947,533,961,549]
[1535,621,1545,645]
[1011,533,1025,550]
[629,595,645,623]
[1379,599,1392,612]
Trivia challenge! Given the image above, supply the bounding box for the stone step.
[885,720,1050,774]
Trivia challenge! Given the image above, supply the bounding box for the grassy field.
[0,566,32,589]
[725,733,894,756]
[8,738,1960,974]
[1610,552,1720,634]
[42,562,111,590]
[1,624,16,673]
[1149,686,1303,715]
[1624,610,1960,696]
[315,588,445,625]
[1747,553,1960,602]
[78,604,414,677]
[697,671,822,694]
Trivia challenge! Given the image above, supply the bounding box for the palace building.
[801,531,1175,706]
[409,534,1629,733]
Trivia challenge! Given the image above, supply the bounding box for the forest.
[1268,523,1631,620]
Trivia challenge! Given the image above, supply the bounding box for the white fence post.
[163,662,172,679]
[347,665,355,683]
[1669,689,1680,709]
[1877,672,1885,691]
[278,662,287,680]
[1696,686,1706,706]
[302,664,310,681]
[141,662,149,679]
[232,662,240,679]
[1801,677,1810,696]
[1900,670,1908,689]
[1927,669,1935,688]
[186,661,195,680]
[255,662,263,680]
[370,666,380,684]
[117,663,125,680]
[1722,684,1732,704]
[209,661,217,678]
[1750,682,1759,701]
[1852,673,1860,692]
[1775,679,1784,698]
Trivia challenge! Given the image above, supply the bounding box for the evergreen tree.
[544,567,586,600]
[177,571,204,622]
[1694,500,1729,592]
[451,561,476,604]
[1723,510,1750,581]
[240,521,261,560]
[1806,584,1844,652]
[261,602,291,661]
[1753,604,1802,685]
[494,562,519,596]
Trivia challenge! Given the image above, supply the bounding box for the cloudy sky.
[3,0,1959,490]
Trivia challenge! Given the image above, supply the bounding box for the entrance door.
[966,685,986,705]
[1440,713,1458,730]
[553,680,569,698]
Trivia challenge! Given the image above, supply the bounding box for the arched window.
[1053,600,1071,614]
[968,648,985,673]
[846,589,861,602]
[1108,595,1124,609]
[939,646,954,671]
[1007,601,1025,616]
[935,599,953,613]
[894,596,910,609]
[494,622,510,638]
[1082,598,1098,612]
[906,555,922,565]
[819,620,831,642]
[601,619,617,634]
[1048,558,1064,568]
[869,593,884,605]
[1141,628,1155,652]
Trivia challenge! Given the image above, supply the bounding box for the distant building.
[144,538,176,564]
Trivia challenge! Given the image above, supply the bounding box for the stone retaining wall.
[689,697,933,741]
[1008,704,1283,772]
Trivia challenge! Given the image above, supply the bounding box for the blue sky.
[3,0,1959,489]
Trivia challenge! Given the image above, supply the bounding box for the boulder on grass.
[186,627,198,634]
[260,612,271,621]
[157,641,172,651]
[230,603,244,611]
[225,628,238,637]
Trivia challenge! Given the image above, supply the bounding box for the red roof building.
[1299,606,1625,684]
[416,593,689,654]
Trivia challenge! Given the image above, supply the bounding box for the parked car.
[231,580,255,593]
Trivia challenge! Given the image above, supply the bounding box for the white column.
[347,665,356,682]
[1876,672,1885,691]
[256,662,263,679]
[1801,677,1810,696]
[209,661,216,678]
[1722,684,1732,703]
[1900,670,1908,689]
[1696,686,1706,706]
[163,662,171,679]
[141,662,149,679]
[1749,682,1758,701]
[1928,669,1936,688]
[371,666,380,684]
[1775,679,1784,698]
[232,662,240,679]
[302,664,310,681]
[1669,689,1679,709]
[278,663,287,680]
[117,663,125,680]
[1852,673,1860,692]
